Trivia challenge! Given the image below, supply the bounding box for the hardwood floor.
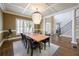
[0,40,19,56]
[0,40,13,56]
[0,35,79,56]
[51,35,79,56]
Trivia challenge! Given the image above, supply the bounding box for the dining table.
[26,33,50,42]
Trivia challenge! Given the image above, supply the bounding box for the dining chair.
[41,37,50,50]
[4,29,13,39]
[26,36,41,56]
[7,29,13,38]
[20,33,27,48]
[8,29,12,34]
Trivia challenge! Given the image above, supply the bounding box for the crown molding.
[3,10,32,19]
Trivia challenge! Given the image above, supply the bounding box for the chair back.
[21,33,26,40]
[21,33,24,39]
[21,33,28,44]
[8,29,12,34]
[26,36,33,48]
[20,33,28,48]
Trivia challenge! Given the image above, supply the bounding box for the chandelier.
[32,8,42,24]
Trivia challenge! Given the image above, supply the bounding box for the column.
[53,17,56,34]
[71,9,77,48]
[51,16,54,35]
[42,18,46,35]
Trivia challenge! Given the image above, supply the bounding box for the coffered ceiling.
[0,3,79,18]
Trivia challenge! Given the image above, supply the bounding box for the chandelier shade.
[32,11,42,24]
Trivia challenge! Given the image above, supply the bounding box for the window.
[16,18,34,35]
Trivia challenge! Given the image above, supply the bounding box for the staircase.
[61,16,79,39]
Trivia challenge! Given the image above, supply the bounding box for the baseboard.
[60,35,71,38]
[60,35,79,39]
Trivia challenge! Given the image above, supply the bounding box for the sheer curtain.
[16,18,34,35]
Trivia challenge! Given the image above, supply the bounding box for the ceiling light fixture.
[32,8,42,24]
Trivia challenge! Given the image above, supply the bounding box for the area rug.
[13,40,60,56]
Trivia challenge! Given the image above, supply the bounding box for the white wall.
[54,10,73,28]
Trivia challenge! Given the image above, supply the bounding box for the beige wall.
[34,24,41,33]
[40,19,44,34]
[3,13,32,30]
[3,13,32,38]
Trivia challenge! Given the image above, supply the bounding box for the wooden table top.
[26,33,49,42]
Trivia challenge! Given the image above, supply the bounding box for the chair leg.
[48,40,50,47]
[41,43,43,49]
[31,49,33,56]
[24,43,26,48]
[39,44,41,53]
[44,43,46,50]
[27,45,29,54]
[25,41,27,48]
[23,41,26,48]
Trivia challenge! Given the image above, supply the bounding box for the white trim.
[60,35,72,38]
[71,40,77,45]
[71,9,77,45]
[60,35,79,39]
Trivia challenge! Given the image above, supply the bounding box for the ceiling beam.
[46,3,57,12]
[41,3,57,13]
[22,3,31,14]
[7,3,23,9]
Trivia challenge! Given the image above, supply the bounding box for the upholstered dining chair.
[7,29,13,38]
[26,36,41,56]
[41,37,50,50]
[20,33,27,48]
